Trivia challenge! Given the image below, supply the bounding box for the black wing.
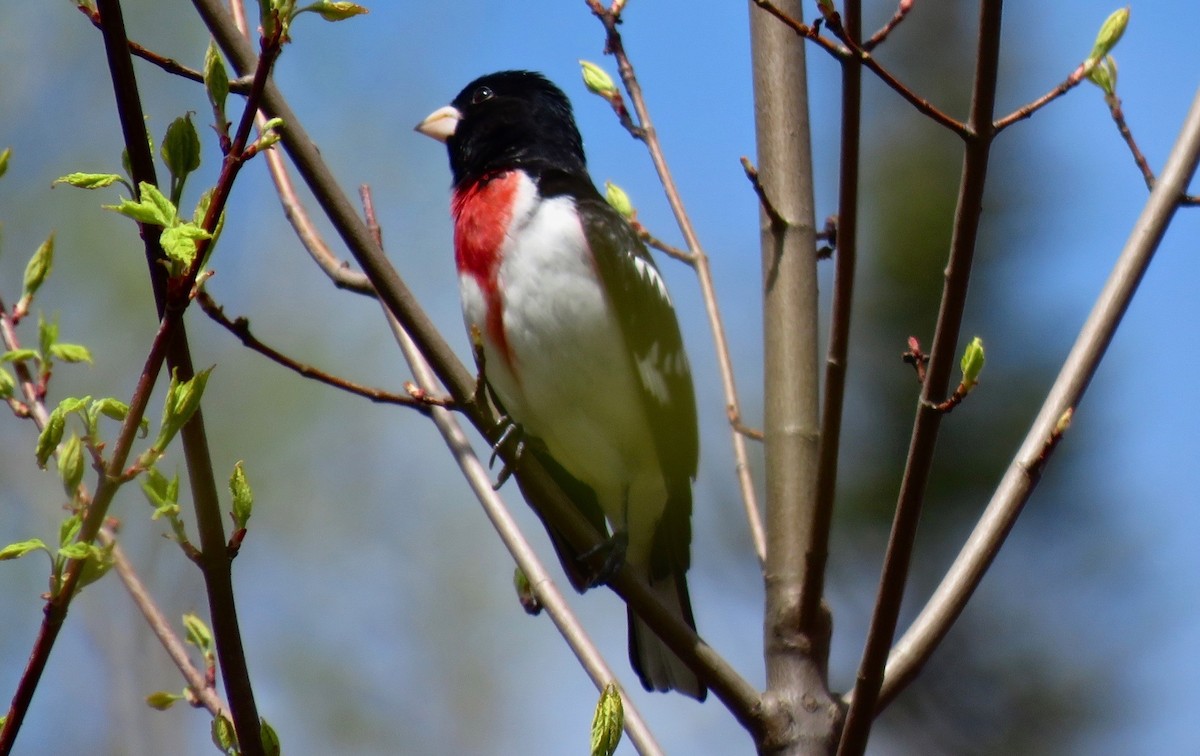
[539,170,699,579]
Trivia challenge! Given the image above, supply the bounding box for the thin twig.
[740,157,788,229]
[752,0,968,136]
[837,3,1004,754]
[804,0,861,634]
[864,0,914,51]
[194,290,437,410]
[101,530,230,718]
[587,0,767,566]
[1103,92,1200,204]
[78,4,252,94]
[992,63,1092,133]
[877,80,1200,715]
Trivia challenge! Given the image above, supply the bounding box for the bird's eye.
[471,86,494,105]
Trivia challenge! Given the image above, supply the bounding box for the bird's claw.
[489,417,525,490]
[581,530,628,588]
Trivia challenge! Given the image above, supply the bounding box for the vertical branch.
[749,0,840,752]
[94,2,266,752]
[838,3,1005,755]
[804,0,862,632]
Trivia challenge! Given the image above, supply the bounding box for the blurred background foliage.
[1,1,1197,754]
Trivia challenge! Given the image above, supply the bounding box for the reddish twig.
[838,3,1005,753]
[740,156,788,229]
[194,291,443,411]
[864,0,915,51]
[1104,93,1200,204]
[752,0,968,136]
[993,62,1093,133]
[77,4,251,94]
[901,336,929,383]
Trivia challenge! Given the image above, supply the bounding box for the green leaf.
[0,147,10,179]
[36,403,67,468]
[49,343,93,364]
[59,514,82,548]
[58,395,92,416]
[105,181,177,227]
[211,713,238,756]
[603,180,634,220]
[159,222,211,267]
[260,717,281,756]
[580,60,618,97]
[590,683,624,756]
[22,233,54,301]
[0,538,50,561]
[59,433,85,495]
[0,366,15,399]
[1087,55,1118,97]
[91,397,148,439]
[184,612,215,655]
[145,691,184,711]
[38,312,58,361]
[305,1,369,21]
[204,41,230,121]
[105,195,171,226]
[959,336,986,390]
[1088,7,1130,64]
[57,541,95,560]
[141,181,178,224]
[229,461,253,530]
[76,541,114,590]
[52,172,124,190]
[1,349,38,363]
[161,114,202,183]
[155,367,214,451]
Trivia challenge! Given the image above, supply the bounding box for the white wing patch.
[637,342,669,404]
[633,255,671,305]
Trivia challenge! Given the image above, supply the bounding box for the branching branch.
[837,3,1004,754]
[752,0,967,136]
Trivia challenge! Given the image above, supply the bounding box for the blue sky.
[1,2,1198,754]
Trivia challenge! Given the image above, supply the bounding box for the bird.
[416,70,705,700]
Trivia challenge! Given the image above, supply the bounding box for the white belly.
[458,187,665,546]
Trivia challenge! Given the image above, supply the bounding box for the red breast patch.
[451,172,521,367]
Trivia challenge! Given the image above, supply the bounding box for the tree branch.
[877,79,1200,713]
[749,0,842,752]
[837,3,1004,754]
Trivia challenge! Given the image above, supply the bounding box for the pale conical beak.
[415,105,461,143]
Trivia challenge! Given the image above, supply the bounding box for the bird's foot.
[581,530,628,588]
[488,416,525,490]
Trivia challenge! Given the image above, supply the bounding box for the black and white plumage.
[417,70,704,700]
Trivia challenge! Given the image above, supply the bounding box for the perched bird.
[416,71,705,699]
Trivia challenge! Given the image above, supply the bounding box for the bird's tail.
[627,569,707,700]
